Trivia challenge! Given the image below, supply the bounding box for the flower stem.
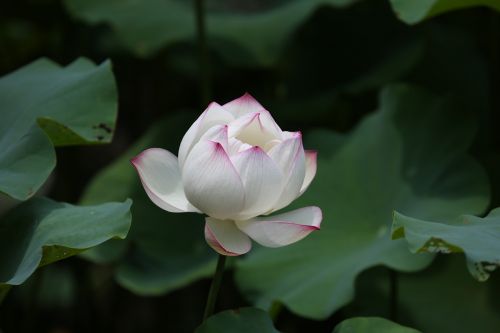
[194,0,211,106]
[203,254,227,321]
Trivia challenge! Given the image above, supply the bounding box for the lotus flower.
[131,94,322,256]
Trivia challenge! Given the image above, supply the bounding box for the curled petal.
[178,102,234,167]
[205,217,252,256]
[231,146,283,219]
[228,112,281,147]
[131,148,200,213]
[236,206,322,247]
[300,150,318,195]
[182,141,245,219]
[268,132,306,212]
[257,111,283,140]
[223,92,266,117]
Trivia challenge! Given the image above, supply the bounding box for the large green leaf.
[333,317,420,333]
[195,308,280,333]
[63,0,356,66]
[349,257,500,333]
[0,197,131,286]
[235,84,489,319]
[398,257,500,332]
[389,0,500,24]
[392,208,500,281]
[80,113,216,295]
[0,57,117,200]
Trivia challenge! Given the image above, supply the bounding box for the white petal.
[222,92,266,117]
[268,132,306,212]
[228,112,281,147]
[300,150,318,195]
[178,102,234,168]
[231,146,283,219]
[257,111,283,140]
[200,124,229,150]
[205,217,252,256]
[263,139,281,152]
[228,137,253,155]
[182,140,245,219]
[236,206,322,247]
[131,148,200,213]
[268,132,303,172]
[227,112,259,138]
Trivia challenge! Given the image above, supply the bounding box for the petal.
[131,148,200,213]
[200,124,229,150]
[257,111,283,140]
[222,92,266,117]
[178,102,234,168]
[205,217,252,256]
[231,146,284,219]
[182,140,245,219]
[228,112,281,147]
[300,150,318,195]
[268,132,303,172]
[228,137,253,155]
[268,132,306,212]
[235,206,322,248]
[227,112,260,138]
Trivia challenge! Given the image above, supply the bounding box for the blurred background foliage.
[1,0,500,332]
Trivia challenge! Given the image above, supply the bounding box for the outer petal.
[205,217,252,256]
[268,132,306,212]
[300,150,318,195]
[231,146,283,219]
[131,148,200,213]
[223,92,266,117]
[178,102,234,168]
[235,206,322,247]
[182,140,245,219]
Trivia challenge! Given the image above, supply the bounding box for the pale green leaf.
[393,209,500,281]
[0,198,132,286]
[389,0,500,24]
[235,84,489,319]
[0,57,118,200]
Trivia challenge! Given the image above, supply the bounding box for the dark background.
[1,0,500,332]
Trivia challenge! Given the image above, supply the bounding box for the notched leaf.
[0,57,118,200]
[392,209,500,281]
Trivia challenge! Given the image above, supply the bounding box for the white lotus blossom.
[132,93,322,256]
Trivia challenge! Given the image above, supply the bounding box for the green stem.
[194,0,211,106]
[203,254,227,321]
